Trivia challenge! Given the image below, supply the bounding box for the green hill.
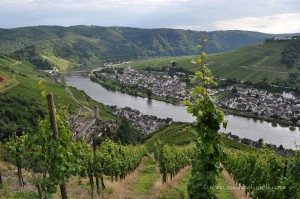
[118,39,300,86]
[0,55,116,141]
[207,40,296,82]
[0,26,283,70]
[144,123,255,153]
[144,123,196,151]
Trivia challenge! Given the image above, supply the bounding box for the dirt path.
[9,61,22,67]
[102,156,192,199]
[222,169,251,199]
[152,166,190,198]
[103,157,149,199]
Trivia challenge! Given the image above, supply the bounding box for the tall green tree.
[114,117,142,145]
[184,36,227,199]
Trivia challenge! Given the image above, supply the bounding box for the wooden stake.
[46,93,59,140]
[46,93,68,199]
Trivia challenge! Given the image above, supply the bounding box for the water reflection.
[147,98,152,106]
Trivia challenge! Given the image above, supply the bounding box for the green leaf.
[203,143,214,154]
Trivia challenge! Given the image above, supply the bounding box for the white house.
[283,91,296,100]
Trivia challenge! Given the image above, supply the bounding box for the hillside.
[0,122,246,199]
[207,40,298,82]
[0,26,279,70]
[117,39,300,85]
[0,55,116,141]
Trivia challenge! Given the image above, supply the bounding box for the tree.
[231,87,238,94]
[114,117,142,145]
[291,117,298,125]
[171,61,176,67]
[257,138,264,148]
[184,36,227,198]
[146,88,152,99]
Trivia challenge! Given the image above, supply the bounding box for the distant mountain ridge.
[0,25,297,69]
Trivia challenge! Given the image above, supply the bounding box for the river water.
[65,74,300,149]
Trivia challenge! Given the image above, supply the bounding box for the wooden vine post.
[0,167,2,187]
[93,137,101,195]
[46,93,68,199]
[13,132,25,187]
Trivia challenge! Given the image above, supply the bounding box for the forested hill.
[0,26,278,69]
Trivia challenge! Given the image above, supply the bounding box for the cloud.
[214,13,300,33]
[0,0,300,33]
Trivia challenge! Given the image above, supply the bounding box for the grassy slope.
[7,76,77,107]
[144,122,255,153]
[208,42,290,82]
[0,70,18,92]
[0,55,19,92]
[118,55,198,70]
[118,41,295,83]
[0,54,115,120]
[144,123,196,152]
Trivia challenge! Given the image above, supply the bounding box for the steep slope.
[118,39,300,85]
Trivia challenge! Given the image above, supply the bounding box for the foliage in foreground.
[154,140,191,183]
[223,149,300,199]
[184,37,227,198]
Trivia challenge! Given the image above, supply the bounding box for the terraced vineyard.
[208,42,290,82]
[118,41,297,84]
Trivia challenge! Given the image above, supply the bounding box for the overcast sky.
[1,0,300,33]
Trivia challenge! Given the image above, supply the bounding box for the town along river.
[64,74,300,150]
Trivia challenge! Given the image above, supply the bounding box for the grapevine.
[155,140,191,183]
[184,36,227,198]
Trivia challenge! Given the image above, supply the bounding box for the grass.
[117,55,198,70]
[217,90,237,99]
[156,167,191,199]
[7,76,78,108]
[10,61,42,77]
[0,70,18,92]
[3,73,116,120]
[217,172,238,199]
[156,167,237,199]
[145,123,258,154]
[0,54,14,68]
[42,55,73,71]
[221,135,258,152]
[0,158,37,199]
[69,86,88,103]
[144,123,196,152]
[68,87,116,121]
[132,157,161,194]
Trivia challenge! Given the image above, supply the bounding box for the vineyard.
[1,96,300,198]
[0,41,300,199]
[223,149,300,199]
[154,140,191,183]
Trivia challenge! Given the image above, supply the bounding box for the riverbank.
[221,108,299,129]
[90,72,299,129]
[90,74,181,105]
[64,74,300,149]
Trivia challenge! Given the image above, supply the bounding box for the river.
[65,74,300,150]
